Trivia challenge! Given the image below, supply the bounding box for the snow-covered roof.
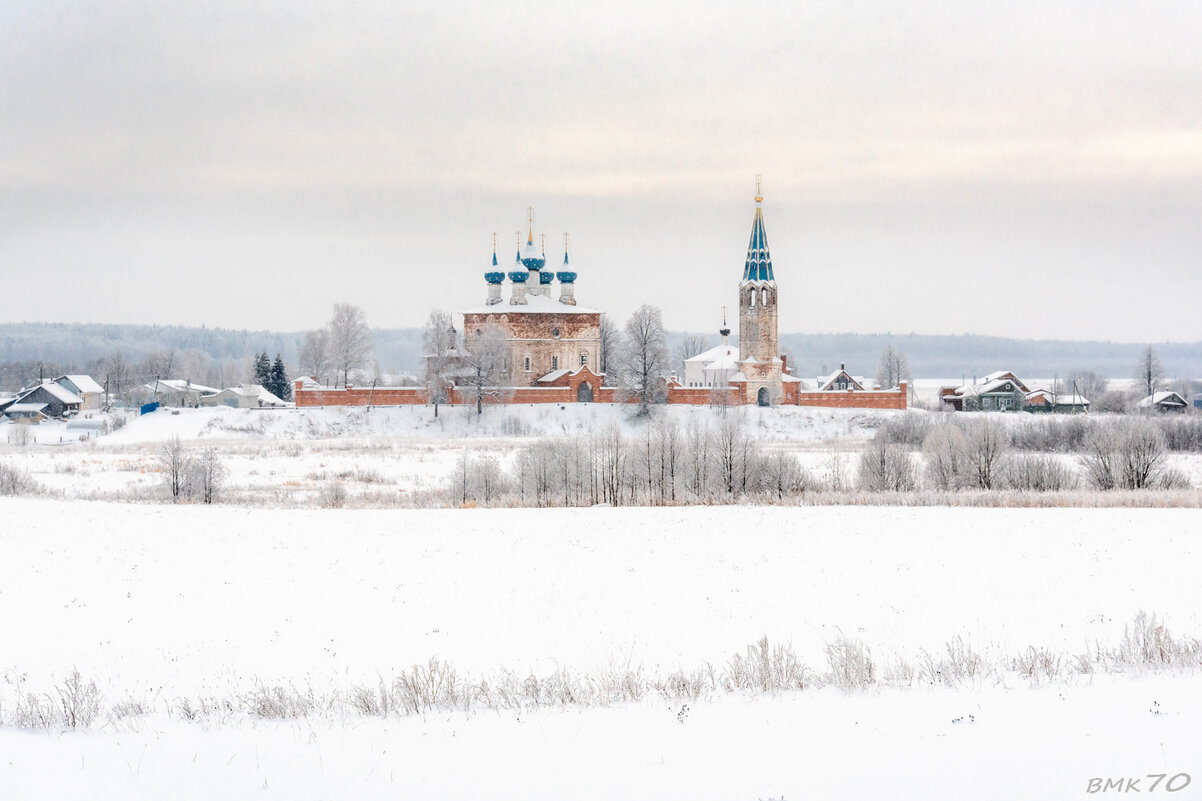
[816,370,867,392]
[20,382,83,405]
[58,374,104,394]
[6,402,48,414]
[145,379,222,395]
[1026,388,1090,407]
[535,368,571,384]
[687,344,740,373]
[461,293,601,316]
[1138,391,1187,408]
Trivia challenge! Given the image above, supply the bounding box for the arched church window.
[750,291,756,308]
[762,288,768,305]
[552,356,559,370]
[524,356,531,372]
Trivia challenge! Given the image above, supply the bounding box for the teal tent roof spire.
[742,176,774,282]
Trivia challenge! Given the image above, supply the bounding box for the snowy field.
[2,499,1202,799]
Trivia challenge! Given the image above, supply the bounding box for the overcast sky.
[3,1,1201,342]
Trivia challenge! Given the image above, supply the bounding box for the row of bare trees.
[445,412,1190,507]
[448,413,809,507]
[861,416,1186,493]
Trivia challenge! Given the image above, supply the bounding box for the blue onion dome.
[520,239,545,272]
[508,270,529,283]
[485,241,504,283]
[539,270,553,284]
[556,236,576,283]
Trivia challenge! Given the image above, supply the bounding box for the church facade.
[460,219,602,392]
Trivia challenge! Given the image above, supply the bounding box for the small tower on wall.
[737,177,783,405]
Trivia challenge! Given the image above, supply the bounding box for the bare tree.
[598,315,619,381]
[875,345,911,390]
[617,305,670,416]
[191,446,227,504]
[922,423,968,491]
[461,323,509,415]
[1134,346,1164,399]
[673,334,709,378]
[327,303,373,388]
[961,418,1008,490]
[299,329,333,384]
[423,309,458,418]
[1064,369,1107,404]
[159,436,192,502]
[859,436,916,491]
[103,351,131,405]
[144,349,177,382]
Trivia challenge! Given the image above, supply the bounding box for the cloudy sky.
[3,0,1201,342]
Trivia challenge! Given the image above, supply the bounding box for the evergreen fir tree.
[270,354,291,401]
[253,352,271,388]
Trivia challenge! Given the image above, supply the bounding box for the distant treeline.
[2,321,1200,393]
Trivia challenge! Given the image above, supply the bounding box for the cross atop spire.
[527,206,535,244]
[755,173,763,204]
[563,232,570,264]
[491,232,498,266]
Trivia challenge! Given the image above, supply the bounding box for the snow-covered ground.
[1,499,1201,799]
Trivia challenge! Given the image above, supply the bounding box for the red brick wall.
[295,379,907,410]
[792,381,908,410]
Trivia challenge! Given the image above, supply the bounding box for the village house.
[200,384,290,409]
[141,379,221,408]
[941,371,1092,413]
[1138,391,1188,413]
[10,381,83,418]
[816,365,870,392]
[53,375,105,411]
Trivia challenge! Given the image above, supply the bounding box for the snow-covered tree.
[1134,346,1164,399]
[598,315,619,381]
[617,305,669,416]
[875,345,911,390]
[270,354,291,401]
[423,309,457,417]
[299,329,332,385]
[673,334,709,377]
[461,323,509,415]
[253,352,272,387]
[327,303,373,388]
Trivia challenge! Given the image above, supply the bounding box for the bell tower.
[737,176,782,404]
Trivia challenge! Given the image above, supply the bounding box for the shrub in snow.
[824,632,876,692]
[1080,419,1172,490]
[922,423,969,490]
[1002,454,1079,492]
[0,460,41,496]
[858,436,916,492]
[7,423,32,446]
[722,636,814,693]
[960,418,1009,490]
[318,481,347,508]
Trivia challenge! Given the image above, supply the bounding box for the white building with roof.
[55,375,105,410]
